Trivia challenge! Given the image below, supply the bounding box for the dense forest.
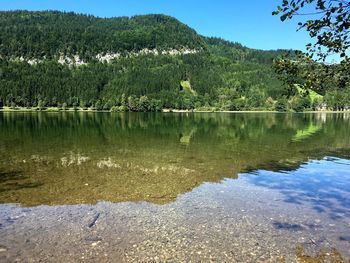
[0,11,347,111]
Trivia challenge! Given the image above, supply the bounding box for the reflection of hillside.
[180,127,197,145]
[0,112,349,207]
[292,123,322,142]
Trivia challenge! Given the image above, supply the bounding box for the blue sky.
[0,0,311,51]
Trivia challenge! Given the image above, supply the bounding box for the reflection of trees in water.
[1,113,349,168]
[179,127,197,145]
[292,122,322,142]
[0,171,44,192]
[0,112,350,206]
[0,112,349,141]
[1,112,350,181]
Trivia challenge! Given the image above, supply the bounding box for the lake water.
[0,112,349,262]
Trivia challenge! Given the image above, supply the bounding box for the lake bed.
[0,112,349,262]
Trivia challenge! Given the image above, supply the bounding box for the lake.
[0,112,350,262]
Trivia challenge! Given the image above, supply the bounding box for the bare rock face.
[11,47,200,67]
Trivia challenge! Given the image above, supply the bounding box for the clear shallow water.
[0,112,350,262]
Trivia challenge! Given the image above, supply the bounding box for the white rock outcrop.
[10,47,200,67]
[58,55,87,67]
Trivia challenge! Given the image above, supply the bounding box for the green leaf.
[281,14,288,22]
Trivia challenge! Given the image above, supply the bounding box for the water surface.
[0,112,349,262]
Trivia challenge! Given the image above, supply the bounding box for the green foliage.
[127,96,138,112]
[290,96,310,112]
[296,86,323,104]
[0,11,206,60]
[273,53,350,109]
[324,90,350,110]
[274,0,350,61]
[205,37,289,64]
[180,80,197,96]
[37,99,45,111]
[94,100,103,111]
[0,11,309,111]
[10,101,16,110]
[273,1,350,111]
[265,97,276,110]
[275,97,288,112]
[103,102,111,111]
[139,96,151,112]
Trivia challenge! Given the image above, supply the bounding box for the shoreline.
[0,107,349,113]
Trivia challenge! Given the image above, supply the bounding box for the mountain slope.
[205,37,289,64]
[0,11,289,111]
[0,11,206,60]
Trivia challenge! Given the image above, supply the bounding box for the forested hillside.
[0,11,298,111]
[0,11,205,59]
